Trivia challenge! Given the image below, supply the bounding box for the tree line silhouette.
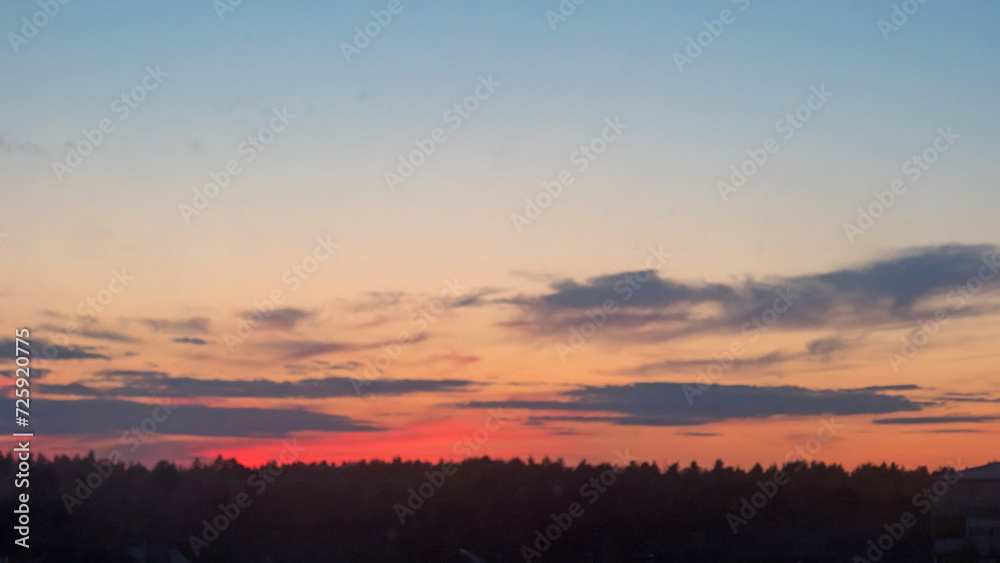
[0,451,955,562]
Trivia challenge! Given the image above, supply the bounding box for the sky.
[1,0,999,471]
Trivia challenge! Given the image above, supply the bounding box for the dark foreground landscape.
[0,452,969,562]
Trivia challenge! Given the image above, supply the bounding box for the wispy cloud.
[504,245,1000,343]
[257,333,429,360]
[43,374,478,399]
[139,317,211,333]
[96,369,169,380]
[173,337,210,345]
[0,339,108,360]
[872,415,1000,425]
[459,382,922,426]
[618,351,791,376]
[283,360,361,374]
[936,392,1000,404]
[0,398,380,437]
[806,336,857,357]
[237,307,312,330]
[39,324,140,344]
[0,368,50,379]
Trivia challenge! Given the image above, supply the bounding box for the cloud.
[536,273,736,310]
[96,369,170,379]
[423,353,481,366]
[548,429,581,436]
[918,429,987,434]
[451,288,502,308]
[258,333,429,360]
[343,287,493,326]
[458,382,922,427]
[139,317,211,334]
[0,398,380,437]
[76,329,141,343]
[0,339,109,360]
[525,415,625,426]
[39,309,69,319]
[38,324,139,344]
[349,292,408,313]
[0,368,49,379]
[851,385,921,392]
[941,397,1000,403]
[872,415,1000,425]
[173,337,210,345]
[261,340,356,359]
[806,336,853,357]
[617,336,868,377]
[239,307,312,330]
[42,374,477,399]
[284,360,361,374]
[619,351,790,376]
[505,244,1000,342]
[36,382,97,396]
[937,392,1000,404]
[349,288,496,312]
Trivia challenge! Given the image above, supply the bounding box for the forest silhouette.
[0,451,962,562]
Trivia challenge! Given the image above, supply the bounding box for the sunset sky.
[2,1,999,471]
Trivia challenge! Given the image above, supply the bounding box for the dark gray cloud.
[0,368,49,379]
[0,398,380,437]
[851,385,921,392]
[451,288,502,308]
[872,415,1000,425]
[96,369,169,380]
[536,273,737,310]
[0,339,109,360]
[239,307,312,330]
[507,245,1000,342]
[524,415,623,426]
[459,383,922,427]
[941,398,1000,403]
[36,382,96,395]
[806,336,853,356]
[173,337,210,345]
[43,374,477,399]
[139,317,211,334]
